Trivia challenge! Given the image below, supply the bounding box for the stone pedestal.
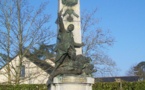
[49,76,94,90]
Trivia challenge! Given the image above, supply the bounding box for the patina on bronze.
[47,9,96,87]
[62,0,78,6]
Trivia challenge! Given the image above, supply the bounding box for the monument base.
[49,76,94,90]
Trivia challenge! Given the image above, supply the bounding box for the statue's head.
[67,24,74,32]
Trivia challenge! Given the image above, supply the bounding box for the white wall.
[0,56,50,84]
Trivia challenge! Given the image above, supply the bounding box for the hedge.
[93,81,145,90]
[0,81,145,90]
[0,84,47,90]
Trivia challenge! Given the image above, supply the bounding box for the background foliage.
[0,81,145,90]
[93,81,145,90]
[0,84,47,90]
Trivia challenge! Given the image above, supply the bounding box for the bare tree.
[127,61,145,80]
[81,9,117,77]
[134,61,145,80]
[126,65,136,76]
[0,1,118,83]
[0,0,55,84]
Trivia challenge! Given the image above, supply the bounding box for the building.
[95,76,140,82]
[0,56,55,84]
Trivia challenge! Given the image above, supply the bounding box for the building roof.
[95,76,140,82]
[25,55,54,74]
[0,55,54,74]
[29,58,54,74]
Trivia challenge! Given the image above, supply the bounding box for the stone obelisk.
[58,0,82,55]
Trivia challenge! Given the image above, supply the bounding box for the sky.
[80,0,145,76]
[33,0,145,76]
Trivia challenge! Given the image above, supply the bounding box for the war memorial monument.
[47,0,95,90]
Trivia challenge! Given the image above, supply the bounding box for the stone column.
[58,0,82,55]
[50,76,94,90]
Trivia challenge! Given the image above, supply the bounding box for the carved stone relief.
[62,0,78,6]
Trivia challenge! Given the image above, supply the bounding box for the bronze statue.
[55,9,83,65]
[47,10,96,87]
[47,10,83,86]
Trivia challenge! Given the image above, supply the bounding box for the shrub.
[93,81,145,90]
[0,84,47,90]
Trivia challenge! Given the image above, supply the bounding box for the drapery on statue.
[55,9,83,67]
[47,9,96,87]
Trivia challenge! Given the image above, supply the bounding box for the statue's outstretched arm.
[74,42,84,48]
[58,10,65,32]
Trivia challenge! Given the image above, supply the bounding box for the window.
[20,65,25,77]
